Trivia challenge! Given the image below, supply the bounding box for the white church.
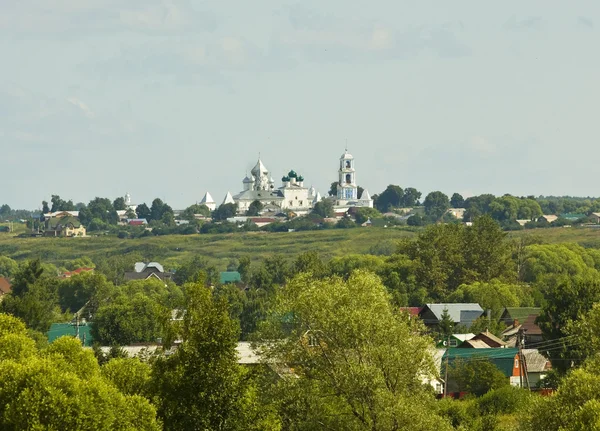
[200,150,372,216]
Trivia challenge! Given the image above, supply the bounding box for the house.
[220,271,242,285]
[521,314,543,346]
[447,208,466,220]
[458,331,506,348]
[516,219,531,226]
[538,215,558,223]
[422,348,446,395]
[47,322,92,347]
[500,307,541,326]
[437,333,475,348]
[522,348,552,389]
[442,348,523,393]
[124,262,173,282]
[44,211,86,237]
[60,267,94,278]
[560,213,586,221]
[418,303,484,330]
[0,277,11,300]
[592,212,600,223]
[127,218,148,226]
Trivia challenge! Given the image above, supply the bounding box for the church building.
[334,150,373,209]
[232,159,319,215]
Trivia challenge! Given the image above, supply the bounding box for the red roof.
[129,220,146,226]
[61,268,94,278]
[399,307,421,316]
[522,314,542,335]
[0,277,11,295]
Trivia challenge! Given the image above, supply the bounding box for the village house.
[124,262,173,282]
[419,303,484,331]
[43,211,86,237]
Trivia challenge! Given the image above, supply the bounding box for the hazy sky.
[2,1,600,209]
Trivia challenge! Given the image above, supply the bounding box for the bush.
[477,385,531,416]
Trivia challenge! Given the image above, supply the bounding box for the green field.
[1,224,600,269]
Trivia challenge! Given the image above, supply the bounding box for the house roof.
[220,271,242,284]
[236,342,261,364]
[47,215,82,229]
[200,192,215,204]
[421,303,484,325]
[523,349,551,373]
[61,268,94,278]
[452,333,475,342]
[134,262,164,273]
[459,339,492,348]
[47,323,93,347]
[501,307,541,323]
[0,277,11,295]
[443,348,519,377]
[474,330,507,347]
[399,307,421,316]
[539,215,558,222]
[522,314,542,335]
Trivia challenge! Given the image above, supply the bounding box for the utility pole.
[517,329,523,389]
[443,335,450,398]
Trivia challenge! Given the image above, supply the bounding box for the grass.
[1,224,600,270]
[0,227,415,269]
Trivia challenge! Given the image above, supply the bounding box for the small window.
[299,201,303,206]
[346,161,351,168]
[449,339,457,347]
[514,359,519,369]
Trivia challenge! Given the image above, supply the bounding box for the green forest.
[2,215,600,429]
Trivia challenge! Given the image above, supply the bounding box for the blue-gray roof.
[423,303,484,324]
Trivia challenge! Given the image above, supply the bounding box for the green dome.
[288,170,297,178]
[297,175,304,182]
[281,176,290,182]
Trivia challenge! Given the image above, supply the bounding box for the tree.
[212,203,238,221]
[402,187,422,207]
[246,200,264,216]
[50,194,75,212]
[537,275,600,372]
[353,207,381,224]
[311,199,334,218]
[0,256,18,278]
[437,307,455,340]
[328,181,338,197]
[150,281,278,430]
[0,316,161,430]
[181,204,210,221]
[113,197,126,211]
[136,203,151,220]
[88,197,118,224]
[91,293,169,345]
[447,359,508,396]
[41,200,50,214]
[450,193,465,208]
[374,185,404,212]
[260,271,452,431]
[522,357,600,431]
[423,191,450,221]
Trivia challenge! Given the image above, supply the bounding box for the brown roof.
[522,314,542,335]
[399,307,421,317]
[0,277,11,295]
[473,330,507,348]
[459,339,492,348]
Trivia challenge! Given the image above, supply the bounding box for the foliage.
[450,193,465,208]
[150,281,279,430]
[353,207,381,224]
[260,271,452,431]
[0,316,161,430]
[247,200,264,216]
[423,191,450,221]
[311,199,334,218]
[447,358,508,396]
[212,203,238,221]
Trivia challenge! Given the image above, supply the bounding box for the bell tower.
[337,150,358,201]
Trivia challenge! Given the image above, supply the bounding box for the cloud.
[503,15,543,31]
[0,0,216,37]
[67,97,95,119]
[578,16,594,29]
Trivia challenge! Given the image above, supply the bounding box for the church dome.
[243,175,254,183]
[297,175,304,182]
[281,176,290,182]
[288,170,297,178]
[341,150,354,159]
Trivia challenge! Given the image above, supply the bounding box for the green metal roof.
[501,307,541,322]
[47,323,93,347]
[560,213,586,220]
[220,271,242,284]
[442,348,518,377]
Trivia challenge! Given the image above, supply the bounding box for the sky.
[2,1,600,209]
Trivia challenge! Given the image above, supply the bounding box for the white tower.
[337,150,358,201]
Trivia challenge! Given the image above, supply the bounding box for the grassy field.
[0,227,415,269]
[1,224,600,269]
